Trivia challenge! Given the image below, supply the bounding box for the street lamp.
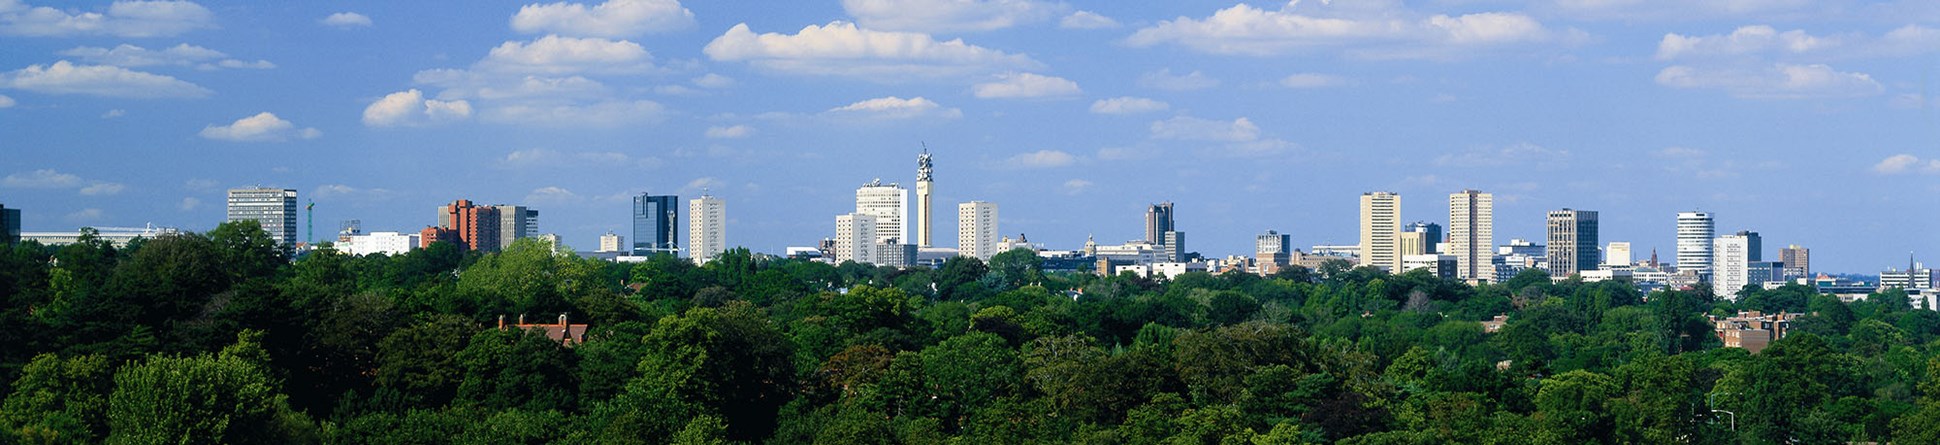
[1707,392,1738,432]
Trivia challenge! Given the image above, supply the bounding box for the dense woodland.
[1,221,1938,444]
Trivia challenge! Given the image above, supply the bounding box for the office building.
[1748,261,1785,287]
[1398,231,1431,259]
[1881,267,1936,290]
[1255,230,1291,274]
[1402,254,1457,279]
[1712,231,1759,299]
[493,205,538,250]
[833,213,878,264]
[1162,231,1187,262]
[1779,245,1810,280]
[856,180,908,245]
[1606,242,1633,268]
[341,232,419,256]
[957,201,998,260]
[427,199,501,251]
[0,203,18,245]
[23,226,179,248]
[1359,192,1400,273]
[1145,202,1175,245]
[916,150,934,248]
[227,187,298,249]
[1449,190,1493,282]
[1677,211,1715,277]
[688,194,726,264]
[597,231,624,253]
[1405,221,1442,254]
[1545,209,1599,278]
[632,193,679,256]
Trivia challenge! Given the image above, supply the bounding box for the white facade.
[916,150,934,247]
[1606,242,1632,267]
[957,201,998,260]
[227,187,298,248]
[1678,211,1715,276]
[341,231,419,256]
[688,195,726,264]
[1449,190,1494,283]
[597,232,624,253]
[1712,234,1751,299]
[856,182,908,245]
[834,213,878,264]
[1359,192,1401,273]
[1402,254,1456,277]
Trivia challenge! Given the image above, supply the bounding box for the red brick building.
[421,199,500,251]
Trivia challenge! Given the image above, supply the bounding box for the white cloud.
[691,73,734,88]
[320,12,372,28]
[362,89,473,127]
[1873,154,1940,175]
[58,43,272,70]
[79,182,124,196]
[1062,179,1093,195]
[0,0,214,37]
[64,208,103,222]
[476,35,655,75]
[1003,149,1076,168]
[973,72,1080,99]
[1150,116,1260,142]
[102,109,125,118]
[178,197,200,211]
[3,169,82,188]
[826,96,962,119]
[1138,68,1218,91]
[482,99,667,127]
[842,0,1061,33]
[2,60,210,98]
[0,94,12,108]
[1096,146,1156,161]
[1434,142,1570,168]
[1090,96,1168,114]
[1126,4,1557,57]
[705,124,752,139]
[683,177,724,192]
[1653,146,1706,158]
[1550,0,1816,21]
[1059,10,1118,29]
[1280,73,1350,88]
[703,21,1041,79]
[511,0,694,38]
[524,186,582,205]
[416,71,609,101]
[1655,63,1882,99]
[183,178,217,190]
[199,112,321,142]
[1656,25,1834,60]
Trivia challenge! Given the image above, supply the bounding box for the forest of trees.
[1,220,1938,444]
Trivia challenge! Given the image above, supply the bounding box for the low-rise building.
[1712,311,1800,354]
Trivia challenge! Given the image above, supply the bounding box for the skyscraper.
[1606,242,1633,268]
[1449,190,1494,283]
[430,199,500,251]
[227,187,298,249]
[1780,244,1810,279]
[597,232,624,253]
[1360,192,1401,273]
[957,201,998,260]
[1398,231,1430,259]
[834,213,877,264]
[1257,230,1291,274]
[1676,211,1715,277]
[632,193,679,256]
[493,205,538,250]
[1712,231,1759,299]
[1145,202,1174,245]
[1545,209,1599,277]
[916,149,934,248]
[688,194,725,264]
[856,180,908,245]
[1405,221,1442,254]
[0,203,19,245]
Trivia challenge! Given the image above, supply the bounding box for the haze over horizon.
[3,0,1938,273]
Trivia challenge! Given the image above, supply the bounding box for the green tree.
[1,354,114,444]
[105,331,310,444]
[373,315,476,409]
[453,327,577,412]
[632,302,795,440]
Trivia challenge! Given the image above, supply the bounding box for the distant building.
[227,187,298,249]
[1398,231,1431,259]
[1711,231,1760,299]
[915,150,935,248]
[428,199,500,251]
[632,193,679,256]
[688,194,726,264]
[1748,261,1785,287]
[1402,254,1457,278]
[0,203,18,245]
[1606,242,1632,268]
[497,314,588,347]
[1360,192,1401,273]
[1480,315,1509,333]
[1449,190,1493,283]
[833,213,877,264]
[1713,311,1799,354]
[597,231,624,253]
[856,180,908,245]
[1145,202,1174,245]
[1405,221,1442,254]
[1677,211,1715,278]
[957,201,998,260]
[1162,230,1187,263]
[23,226,179,248]
[1779,245,1810,280]
[1256,230,1292,275]
[875,239,916,267]
[1545,209,1599,278]
[341,231,419,256]
[1881,267,1936,290]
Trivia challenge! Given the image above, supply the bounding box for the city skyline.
[3,0,1938,273]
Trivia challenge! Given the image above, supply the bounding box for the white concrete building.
[1449,190,1494,283]
[1606,242,1632,268]
[1359,192,1401,273]
[227,187,298,248]
[597,232,624,253]
[1678,211,1715,277]
[1712,233,1753,299]
[341,231,419,256]
[856,181,908,245]
[688,195,726,264]
[834,213,878,265]
[957,201,998,260]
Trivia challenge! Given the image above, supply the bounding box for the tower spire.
[915,144,934,248]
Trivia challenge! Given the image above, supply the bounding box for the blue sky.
[2,0,1938,273]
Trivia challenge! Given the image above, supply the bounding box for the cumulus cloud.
[79,182,125,196]
[321,12,372,28]
[1874,154,1940,175]
[1059,10,1118,29]
[178,197,200,211]
[312,184,399,201]
[1656,25,1835,60]
[524,186,582,205]
[102,109,125,118]
[1126,4,1559,57]
[1138,68,1218,91]
[703,21,1041,79]
[705,124,752,139]
[1150,116,1260,142]
[1003,149,1076,168]
[691,73,734,88]
[0,0,214,37]
[1550,0,1816,21]
[511,0,694,38]
[826,96,962,119]
[482,99,667,127]
[842,0,1061,33]
[362,89,472,127]
[476,35,655,75]
[1433,142,1570,168]
[199,112,321,142]
[1655,63,1882,99]
[2,60,210,98]
[1062,179,1093,195]
[3,169,82,188]
[1089,96,1168,114]
[59,43,272,70]
[0,94,12,108]
[64,208,103,222]
[973,72,1080,99]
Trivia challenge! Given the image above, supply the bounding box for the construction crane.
[305,200,315,247]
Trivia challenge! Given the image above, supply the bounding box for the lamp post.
[1707,392,1737,432]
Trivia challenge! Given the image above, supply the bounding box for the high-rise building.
[1712,231,1757,299]
[632,193,679,256]
[957,201,998,260]
[1606,242,1633,268]
[0,203,19,245]
[430,199,501,251]
[1677,211,1715,277]
[1405,221,1443,254]
[226,187,298,249]
[856,181,908,245]
[1449,190,1493,283]
[688,194,726,264]
[1398,231,1431,259]
[1780,245,1810,280]
[1162,231,1187,262]
[834,213,878,264]
[493,205,538,250]
[916,150,934,248]
[1257,230,1292,274]
[1145,202,1175,245]
[1545,209,1599,277]
[1360,192,1401,273]
[597,231,624,253]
